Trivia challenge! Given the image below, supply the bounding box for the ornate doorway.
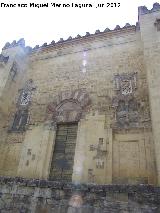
[49,123,78,182]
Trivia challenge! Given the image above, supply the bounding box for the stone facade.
[0,3,160,188]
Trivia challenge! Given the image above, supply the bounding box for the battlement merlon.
[138,2,160,17]
[1,38,29,62]
[2,38,25,50]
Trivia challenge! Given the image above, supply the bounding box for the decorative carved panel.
[46,89,91,124]
[56,101,82,123]
[17,79,36,108]
[19,90,31,106]
[9,79,35,132]
[114,72,137,95]
[115,98,139,128]
[111,72,151,128]
[112,72,151,129]
[121,79,132,95]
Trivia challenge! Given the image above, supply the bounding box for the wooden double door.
[49,123,78,181]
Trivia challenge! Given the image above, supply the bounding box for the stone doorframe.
[44,89,91,181]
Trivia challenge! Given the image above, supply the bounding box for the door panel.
[49,123,78,181]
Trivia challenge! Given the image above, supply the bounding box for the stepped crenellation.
[2,3,159,53]
[2,23,136,53]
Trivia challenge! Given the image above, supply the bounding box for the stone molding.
[46,89,91,124]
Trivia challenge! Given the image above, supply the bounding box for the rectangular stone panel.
[113,135,149,184]
[119,140,139,178]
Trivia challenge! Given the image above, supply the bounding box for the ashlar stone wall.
[0,3,160,186]
[139,3,160,185]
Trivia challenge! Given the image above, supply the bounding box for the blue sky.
[0,0,159,50]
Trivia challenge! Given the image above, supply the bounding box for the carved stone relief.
[112,73,150,128]
[112,73,139,128]
[56,101,82,123]
[114,72,137,95]
[46,89,91,124]
[17,79,36,108]
[19,90,31,106]
[116,98,139,127]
